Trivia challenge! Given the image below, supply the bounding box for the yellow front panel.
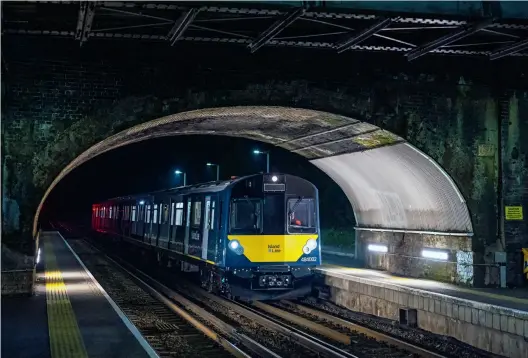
[228,234,318,263]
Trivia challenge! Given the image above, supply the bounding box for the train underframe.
[105,233,316,301]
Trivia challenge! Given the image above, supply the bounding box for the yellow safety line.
[44,240,89,358]
[322,265,528,305]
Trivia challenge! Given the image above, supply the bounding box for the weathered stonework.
[319,269,528,358]
[2,37,527,287]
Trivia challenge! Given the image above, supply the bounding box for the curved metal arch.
[32,106,473,237]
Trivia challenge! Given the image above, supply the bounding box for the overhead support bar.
[168,8,199,46]
[75,2,96,45]
[248,7,305,54]
[405,18,495,61]
[336,17,394,54]
[490,38,528,60]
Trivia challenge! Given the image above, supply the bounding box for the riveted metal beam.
[336,17,394,54]
[75,1,96,45]
[405,18,495,61]
[490,38,528,60]
[168,8,199,46]
[248,7,305,54]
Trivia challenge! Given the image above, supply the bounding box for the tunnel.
[34,106,474,284]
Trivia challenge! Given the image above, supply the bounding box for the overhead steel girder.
[168,8,199,46]
[490,38,528,60]
[405,18,495,61]
[336,17,394,54]
[75,1,96,45]
[248,7,305,54]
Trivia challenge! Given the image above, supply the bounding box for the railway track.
[66,237,273,358]
[56,223,493,358]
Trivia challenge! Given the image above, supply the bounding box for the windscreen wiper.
[288,196,304,218]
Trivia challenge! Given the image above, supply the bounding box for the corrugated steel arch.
[33,106,473,237]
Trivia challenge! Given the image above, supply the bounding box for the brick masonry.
[1,37,528,286]
[320,269,528,358]
[1,269,35,296]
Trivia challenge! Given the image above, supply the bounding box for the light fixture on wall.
[367,244,388,253]
[421,249,448,261]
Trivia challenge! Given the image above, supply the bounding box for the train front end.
[224,173,321,300]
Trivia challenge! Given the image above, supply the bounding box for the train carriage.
[92,173,321,300]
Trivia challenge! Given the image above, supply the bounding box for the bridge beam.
[248,7,305,54]
[336,17,395,54]
[168,8,199,46]
[405,18,494,61]
[490,38,528,60]
[75,2,96,46]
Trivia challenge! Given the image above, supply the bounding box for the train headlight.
[302,238,318,255]
[228,240,244,255]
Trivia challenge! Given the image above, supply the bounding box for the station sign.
[505,206,523,221]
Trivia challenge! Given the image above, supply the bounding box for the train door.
[150,203,159,246]
[206,196,218,262]
[183,197,192,254]
[143,204,152,243]
[131,205,138,236]
[136,204,145,239]
[171,200,185,253]
[201,196,211,260]
[158,202,170,249]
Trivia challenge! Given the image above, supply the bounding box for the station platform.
[1,231,157,358]
[317,255,528,358]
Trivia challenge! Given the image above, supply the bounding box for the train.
[91,173,322,300]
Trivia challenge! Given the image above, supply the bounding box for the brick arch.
[33,106,473,242]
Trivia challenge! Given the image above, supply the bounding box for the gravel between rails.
[299,297,502,358]
[172,281,321,358]
[256,300,421,358]
[68,239,235,358]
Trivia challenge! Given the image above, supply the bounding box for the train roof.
[97,173,264,204]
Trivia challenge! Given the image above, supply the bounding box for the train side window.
[132,206,137,222]
[175,202,184,226]
[153,204,159,224]
[146,205,151,223]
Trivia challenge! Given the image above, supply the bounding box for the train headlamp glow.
[302,238,318,255]
[228,240,244,255]
[271,175,278,182]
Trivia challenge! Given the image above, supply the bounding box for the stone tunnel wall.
[1,37,527,286]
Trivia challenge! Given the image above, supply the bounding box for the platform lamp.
[174,170,187,186]
[253,149,270,173]
[206,163,220,181]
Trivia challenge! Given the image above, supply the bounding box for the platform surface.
[321,253,528,313]
[2,231,156,358]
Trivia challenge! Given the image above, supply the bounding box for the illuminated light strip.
[44,240,89,358]
[188,254,216,265]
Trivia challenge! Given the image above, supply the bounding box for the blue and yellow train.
[92,173,322,300]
